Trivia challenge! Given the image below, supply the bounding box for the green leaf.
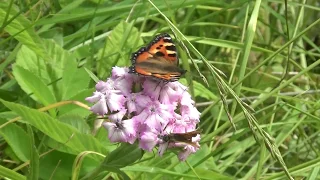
[15,40,67,84]
[0,165,26,180]
[58,114,90,134]
[0,89,18,102]
[26,125,39,180]
[61,57,90,100]
[35,4,135,25]
[0,99,108,160]
[83,144,141,180]
[39,151,77,180]
[12,65,57,106]
[84,67,99,83]
[0,118,31,162]
[97,21,143,78]
[15,39,78,101]
[0,3,47,61]
[103,143,144,169]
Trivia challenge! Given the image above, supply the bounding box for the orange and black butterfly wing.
[129,46,153,77]
[147,33,178,64]
[129,33,186,82]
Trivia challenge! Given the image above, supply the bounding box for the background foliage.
[1,0,320,179]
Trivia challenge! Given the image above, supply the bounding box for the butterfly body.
[129,33,186,82]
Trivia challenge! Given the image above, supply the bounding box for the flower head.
[86,67,201,161]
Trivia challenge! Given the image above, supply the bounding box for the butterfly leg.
[154,80,164,92]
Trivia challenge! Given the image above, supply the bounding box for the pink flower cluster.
[85,67,201,161]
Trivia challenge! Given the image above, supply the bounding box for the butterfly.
[159,129,201,148]
[129,33,186,82]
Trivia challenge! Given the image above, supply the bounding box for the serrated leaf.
[15,39,78,101]
[61,59,90,100]
[1,99,108,160]
[97,21,143,78]
[12,65,57,106]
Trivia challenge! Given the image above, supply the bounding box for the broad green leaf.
[12,65,57,107]
[38,27,64,46]
[1,99,108,159]
[4,146,21,162]
[61,57,90,100]
[97,21,143,78]
[0,3,47,61]
[103,143,144,169]
[85,144,143,180]
[15,39,77,101]
[0,165,26,180]
[39,151,76,180]
[58,114,90,134]
[0,118,31,162]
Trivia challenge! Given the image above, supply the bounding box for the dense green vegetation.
[1,0,320,179]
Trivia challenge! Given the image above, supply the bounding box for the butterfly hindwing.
[129,33,186,82]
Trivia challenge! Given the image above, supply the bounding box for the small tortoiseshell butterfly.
[129,33,186,82]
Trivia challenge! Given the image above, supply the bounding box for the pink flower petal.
[90,96,108,115]
[139,131,159,151]
[109,109,127,122]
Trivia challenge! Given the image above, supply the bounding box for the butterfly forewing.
[147,35,178,63]
[129,33,186,82]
